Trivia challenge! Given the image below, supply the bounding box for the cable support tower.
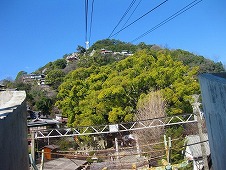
[109,0,169,39]
[108,0,137,38]
[131,0,203,43]
[33,113,198,139]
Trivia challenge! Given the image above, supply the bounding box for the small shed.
[43,145,59,160]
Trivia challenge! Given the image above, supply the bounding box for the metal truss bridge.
[34,113,197,139]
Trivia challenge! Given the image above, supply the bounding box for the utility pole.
[164,135,172,170]
[192,94,209,170]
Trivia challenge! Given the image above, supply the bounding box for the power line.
[109,0,169,38]
[108,0,137,38]
[85,0,89,42]
[115,0,143,38]
[88,0,95,45]
[131,0,203,43]
[36,140,209,159]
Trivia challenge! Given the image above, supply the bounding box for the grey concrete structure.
[0,91,29,170]
[199,73,226,170]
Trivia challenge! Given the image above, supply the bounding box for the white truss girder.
[34,114,197,139]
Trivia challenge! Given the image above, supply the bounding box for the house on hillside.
[121,50,133,56]
[101,49,113,54]
[121,50,129,55]
[66,52,79,63]
[22,74,46,85]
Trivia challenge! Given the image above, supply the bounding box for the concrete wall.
[0,91,29,170]
[199,73,226,170]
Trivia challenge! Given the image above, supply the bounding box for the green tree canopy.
[54,59,67,69]
[56,50,199,127]
[15,71,27,82]
[45,69,66,90]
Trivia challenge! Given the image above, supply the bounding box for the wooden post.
[164,135,172,170]
[168,137,171,164]
[164,135,168,162]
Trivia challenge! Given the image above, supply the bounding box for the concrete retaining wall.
[0,91,29,170]
[199,73,226,170]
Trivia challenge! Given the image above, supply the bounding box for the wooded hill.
[56,39,224,127]
[4,39,225,126]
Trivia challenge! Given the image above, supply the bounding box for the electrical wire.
[36,139,208,169]
[131,0,203,43]
[36,139,209,158]
[109,0,169,38]
[55,137,183,154]
[85,0,89,42]
[88,0,95,45]
[122,0,143,29]
[114,0,143,38]
[108,0,137,38]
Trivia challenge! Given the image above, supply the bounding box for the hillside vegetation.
[2,39,224,164]
[3,39,225,123]
[57,50,200,126]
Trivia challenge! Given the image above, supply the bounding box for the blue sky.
[0,0,226,80]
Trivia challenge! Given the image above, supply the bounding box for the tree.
[133,91,166,161]
[90,39,137,53]
[170,49,225,73]
[53,59,67,69]
[45,69,66,90]
[35,96,52,116]
[15,71,27,82]
[77,45,86,54]
[56,50,199,127]
[1,78,14,88]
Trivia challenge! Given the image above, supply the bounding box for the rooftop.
[27,118,61,127]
